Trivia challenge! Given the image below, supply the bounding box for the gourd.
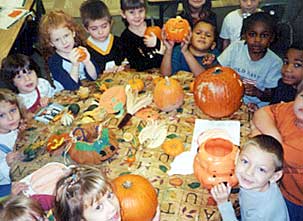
[161,138,185,156]
[145,26,162,40]
[112,174,158,221]
[128,78,145,92]
[68,103,80,115]
[164,16,190,42]
[194,66,244,118]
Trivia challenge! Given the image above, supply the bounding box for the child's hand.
[210,183,231,205]
[243,83,260,97]
[69,48,81,65]
[180,31,192,55]
[247,102,258,112]
[6,152,22,166]
[103,65,124,74]
[162,29,175,51]
[144,32,157,48]
[11,182,28,195]
[18,118,27,132]
[39,97,49,108]
[202,53,216,66]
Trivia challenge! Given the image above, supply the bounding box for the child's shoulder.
[224,9,242,19]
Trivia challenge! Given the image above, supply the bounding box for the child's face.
[236,144,281,192]
[50,26,75,54]
[0,101,21,133]
[86,18,112,42]
[240,0,260,14]
[13,69,38,94]
[121,7,146,28]
[83,191,121,221]
[188,0,206,9]
[293,91,303,121]
[191,21,215,52]
[281,48,303,86]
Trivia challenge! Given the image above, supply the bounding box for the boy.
[211,135,289,221]
[80,0,125,74]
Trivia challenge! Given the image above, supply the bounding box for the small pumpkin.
[128,78,145,92]
[152,76,163,86]
[194,66,244,118]
[112,174,158,221]
[161,138,185,156]
[77,47,87,62]
[77,86,90,99]
[153,76,184,112]
[164,16,190,42]
[145,26,162,40]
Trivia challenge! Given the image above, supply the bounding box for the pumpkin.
[99,86,126,114]
[77,47,87,62]
[194,66,244,118]
[153,76,184,112]
[189,81,194,93]
[193,138,239,189]
[112,174,158,221]
[47,133,69,152]
[77,86,90,99]
[164,16,190,42]
[135,108,159,120]
[128,78,145,92]
[161,138,185,156]
[145,26,162,40]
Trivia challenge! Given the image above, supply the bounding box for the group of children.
[0,0,302,220]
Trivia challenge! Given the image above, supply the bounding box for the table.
[11,70,251,221]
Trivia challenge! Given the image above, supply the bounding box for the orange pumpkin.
[153,76,184,112]
[162,138,185,156]
[194,66,244,118]
[164,16,190,42]
[77,47,87,62]
[193,138,239,189]
[99,86,126,114]
[112,174,158,221]
[145,26,162,40]
[128,78,145,92]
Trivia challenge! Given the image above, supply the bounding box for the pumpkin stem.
[164,76,170,86]
[122,180,133,189]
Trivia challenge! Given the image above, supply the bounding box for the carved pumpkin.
[162,138,185,156]
[153,76,184,112]
[128,78,145,92]
[99,86,126,114]
[145,26,162,40]
[193,138,239,189]
[164,16,190,42]
[194,66,244,118]
[112,174,158,221]
[77,47,87,62]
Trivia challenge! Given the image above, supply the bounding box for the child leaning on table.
[211,135,289,221]
[80,0,126,74]
[0,54,55,113]
[160,18,219,77]
[39,10,98,91]
[252,84,303,221]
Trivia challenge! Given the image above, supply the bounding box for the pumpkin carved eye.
[100,150,106,156]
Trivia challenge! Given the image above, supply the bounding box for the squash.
[68,103,80,115]
[161,138,185,156]
[194,66,244,118]
[77,86,90,99]
[112,174,158,221]
[145,26,162,40]
[164,16,190,42]
[128,78,145,92]
[153,76,184,112]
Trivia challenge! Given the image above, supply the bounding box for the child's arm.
[221,39,231,51]
[78,47,97,80]
[244,84,273,102]
[160,31,175,76]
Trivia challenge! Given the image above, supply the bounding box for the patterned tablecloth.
[12,70,251,221]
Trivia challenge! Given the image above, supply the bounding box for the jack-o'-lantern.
[145,26,162,40]
[194,66,244,118]
[193,138,239,189]
[164,16,190,42]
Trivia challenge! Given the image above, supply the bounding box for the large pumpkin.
[112,174,158,221]
[145,26,162,40]
[193,138,239,189]
[153,76,184,112]
[164,16,190,42]
[194,66,244,118]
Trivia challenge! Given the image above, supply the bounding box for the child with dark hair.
[120,0,164,71]
[218,12,283,110]
[271,42,303,104]
[80,0,125,74]
[211,135,289,221]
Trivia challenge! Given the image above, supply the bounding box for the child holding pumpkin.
[39,10,99,91]
[211,135,289,221]
[120,0,164,71]
[80,0,126,74]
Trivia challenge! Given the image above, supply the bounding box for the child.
[120,0,164,71]
[179,0,217,28]
[39,10,98,91]
[80,0,125,74]
[217,12,283,109]
[271,42,303,104]
[161,18,219,77]
[0,195,48,221]
[0,89,27,199]
[211,135,289,221]
[220,0,261,50]
[252,84,303,221]
[1,54,55,113]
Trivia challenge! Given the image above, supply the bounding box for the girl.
[39,10,98,91]
[120,0,164,71]
[160,18,219,77]
[1,54,55,113]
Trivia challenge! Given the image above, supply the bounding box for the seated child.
[252,84,303,221]
[39,10,98,91]
[160,18,219,77]
[120,0,164,71]
[271,42,303,104]
[218,12,283,109]
[1,54,55,113]
[80,0,125,74]
[220,0,261,50]
[211,135,289,221]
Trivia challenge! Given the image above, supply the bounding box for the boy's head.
[236,134,283,192]
[240,0,261,15]
[281,41,303,87]
[120,0,146,27]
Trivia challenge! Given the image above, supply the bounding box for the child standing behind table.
[39,10,98,91]
[220,0,261,50]
[217,12,283,110]
[80,0,125,74]
[120,0,164,71]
